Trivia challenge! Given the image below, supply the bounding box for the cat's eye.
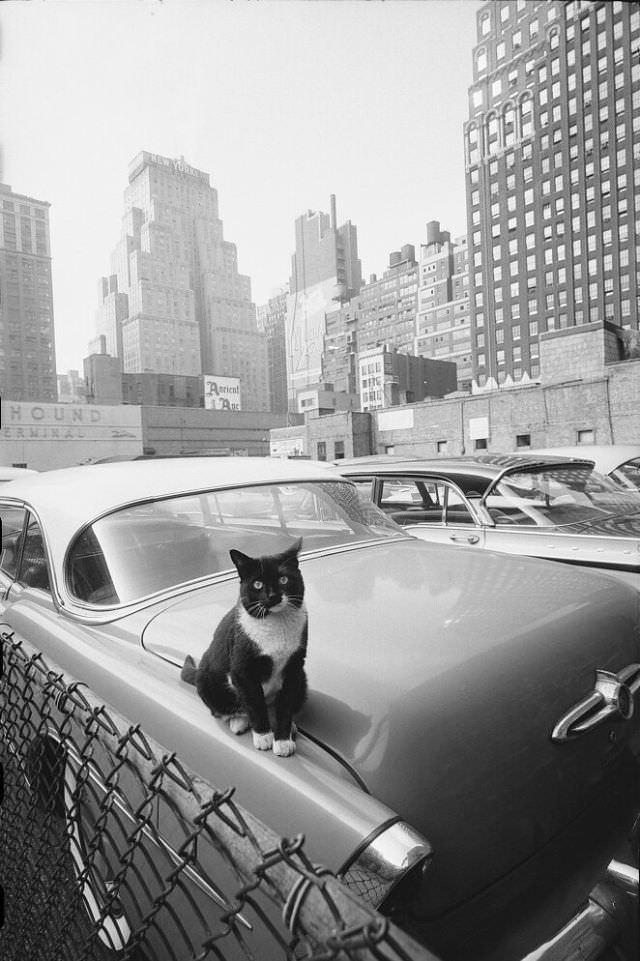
[278,575,289,585]
[252,580,263,590]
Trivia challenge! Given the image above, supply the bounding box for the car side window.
[379,477,443,525]
[17,515,51,592]
[0,505,27,579]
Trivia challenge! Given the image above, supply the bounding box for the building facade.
[256,288,288,415]
[95,152,269,411]
[358,346,457,411]
[271,323,640,461]
[465,0,640,391]
[322,245,420,397]
[286,195,362,406]
[57,369,86,404]
[0,183,57,402]
[415,222,472,392]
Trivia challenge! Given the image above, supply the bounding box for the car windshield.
[485,464,640,527]
[611,457,640,492]
[67,479,404,607]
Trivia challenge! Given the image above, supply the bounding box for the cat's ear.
[283,537,303,559]
[229,549,254,576]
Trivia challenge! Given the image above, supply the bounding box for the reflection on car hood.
[142,538,640,916]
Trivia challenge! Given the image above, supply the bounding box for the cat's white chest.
[238,603,307,700]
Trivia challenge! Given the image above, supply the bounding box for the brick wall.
[270,355,640,458]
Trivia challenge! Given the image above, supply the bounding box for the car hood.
[142,538,640,916]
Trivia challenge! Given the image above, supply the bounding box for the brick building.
[271,323,640,460]
[465,0,640,391]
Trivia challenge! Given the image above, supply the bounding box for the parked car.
[529,445,640,493]
[336,453,640,587]
[0,457,639,961]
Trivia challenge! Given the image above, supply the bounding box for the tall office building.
[96,152,269,411]
[322,245,419,395]
[465,0,640,391]
[286,195,362,407]
[416,222,472,393]
[357,246,419,355]
[256,288,288,415]
[0,183,57,401]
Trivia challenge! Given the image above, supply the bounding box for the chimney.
[330,194,337,230]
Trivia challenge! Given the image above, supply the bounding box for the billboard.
[203,375,242,411]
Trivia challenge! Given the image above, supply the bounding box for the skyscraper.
[96,152,269,411]
[256,288,288,415]
[465,0,640,391]
[322,245,419,396]
[0,183,57,401]
[286,195,362,407]
[415,222,472,393]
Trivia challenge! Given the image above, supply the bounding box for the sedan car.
[0,457,639,961]
[529,445,640,493]
[337,453,640,587]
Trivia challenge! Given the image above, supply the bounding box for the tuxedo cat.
[181,538,307,757]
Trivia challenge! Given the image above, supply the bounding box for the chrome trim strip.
[607,859,639,896]
[519,885,619,961]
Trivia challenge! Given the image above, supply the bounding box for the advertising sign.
[203,375,242,411]
[0,400,143,469]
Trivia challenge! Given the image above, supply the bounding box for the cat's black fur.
[181,538,307,757]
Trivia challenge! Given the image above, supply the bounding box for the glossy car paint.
[142,537,640,917]
[1,458,639,961]
[337,455,640,585]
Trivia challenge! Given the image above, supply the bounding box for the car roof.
[528,446,640,473]
[0,466,38,481]
[0,457,340,554]
[335,452,592,479]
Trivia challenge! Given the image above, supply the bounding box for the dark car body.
[0,457,639,961]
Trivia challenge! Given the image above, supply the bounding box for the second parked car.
[336,453,640,586]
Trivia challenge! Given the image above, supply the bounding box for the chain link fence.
[0,633,439,961]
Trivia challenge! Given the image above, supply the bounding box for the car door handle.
[449,534,480,545]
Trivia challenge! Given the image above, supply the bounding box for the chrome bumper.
[521,861,638,961]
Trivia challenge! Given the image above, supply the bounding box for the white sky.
[2,0,480,373]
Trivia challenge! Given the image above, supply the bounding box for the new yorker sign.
[128,151,209,183]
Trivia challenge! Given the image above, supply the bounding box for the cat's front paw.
[229,714,250,735]
[252,730,274,751]
[273,738,296,757]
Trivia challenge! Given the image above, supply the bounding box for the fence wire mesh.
[0,633,438,961]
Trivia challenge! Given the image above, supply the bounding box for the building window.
[334,440,345,460]
[317,441,327,461]
[577,429,594,445]
[437,440,448,454]
[515,433,531,448]
[474,438,488,451]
